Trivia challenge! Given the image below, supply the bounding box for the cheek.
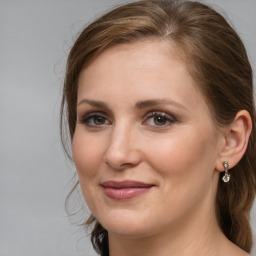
[72,129,105,180]
[72,129,107,212]
[144,129,216,184]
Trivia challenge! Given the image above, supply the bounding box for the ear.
[215,110,252,172]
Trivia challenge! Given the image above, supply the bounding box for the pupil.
[154,116,166,125]
[95,116,104,125]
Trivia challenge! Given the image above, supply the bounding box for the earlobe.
[216,110,252,172]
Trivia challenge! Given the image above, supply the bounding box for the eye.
[143,111,175,127]
[79,112,111,128]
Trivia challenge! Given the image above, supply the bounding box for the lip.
[101,180,155,201]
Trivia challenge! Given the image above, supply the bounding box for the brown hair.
[61,0,256,255]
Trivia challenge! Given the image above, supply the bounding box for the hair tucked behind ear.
[61,0,256,254]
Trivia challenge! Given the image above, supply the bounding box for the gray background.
[1,0,255,255]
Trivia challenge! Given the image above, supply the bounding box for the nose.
[104,123,142,170]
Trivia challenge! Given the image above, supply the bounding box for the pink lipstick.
[101,180,154,200]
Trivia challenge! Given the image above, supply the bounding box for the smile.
[101,180,155,200]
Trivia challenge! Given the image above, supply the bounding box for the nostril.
[120,162,136,169]
[103,155,129,170]
[103,148,141,170]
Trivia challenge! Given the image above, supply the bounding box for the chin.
[97,209,160,238]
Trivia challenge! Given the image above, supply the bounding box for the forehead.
[78,40,192,91]
[78,41,200,102]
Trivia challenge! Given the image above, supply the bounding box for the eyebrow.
[77,99,108,108]
[77,98,188,111]
[135,99,187,110]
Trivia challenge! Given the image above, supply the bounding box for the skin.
[72,41,251,256]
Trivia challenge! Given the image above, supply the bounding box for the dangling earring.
[222,161,231,183]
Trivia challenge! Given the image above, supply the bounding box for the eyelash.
[143,111,176,127]
[79,111,176,129]
[79,112,111,128]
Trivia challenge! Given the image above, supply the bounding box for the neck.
[108,207,224,256]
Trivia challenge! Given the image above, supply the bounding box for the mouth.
[101,180,155,201]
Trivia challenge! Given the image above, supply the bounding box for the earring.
[222,161,231,183]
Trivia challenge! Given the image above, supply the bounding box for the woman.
[61,0,256,255]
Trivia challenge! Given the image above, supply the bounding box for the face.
[72,41,222,239]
